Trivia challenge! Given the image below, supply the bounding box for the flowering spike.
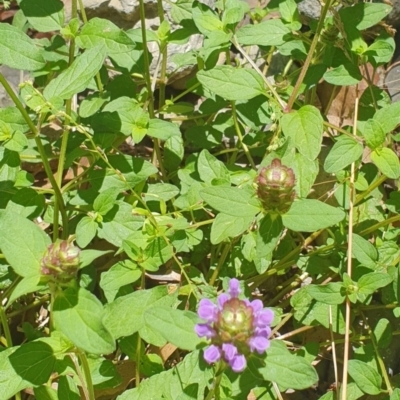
[195,278,274,373]
[41,240,80,283]
[256,158,296,214]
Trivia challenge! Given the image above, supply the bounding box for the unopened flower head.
[41,240,80,282]
[256,158,295,214]
[195,278,274,372]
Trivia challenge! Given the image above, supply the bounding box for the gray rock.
[0,66,29,108]
[62,0,204,86]
[297,0,400,27]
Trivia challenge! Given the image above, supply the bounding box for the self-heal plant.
[195,278,274,372]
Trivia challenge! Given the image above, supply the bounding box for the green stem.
[0,306,12,347]
[368,325,393,394]
[209,243,231,286]
[355,174,387,205]
[136,334,142,387]
[286,0,334,111]
[231,102,256,169]
[231,36,285,110]
[359,215,400,236]
[205,361,225,400]
[78,351,95,400]
[55,10,77,240]
[0,73,69,235]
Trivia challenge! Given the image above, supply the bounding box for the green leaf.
[76,18,135,54]
[118,351,212,400]
[144,308,202,350]
[351,233,378,268]
[103,286,175,341]
[197,66,265,101]
[358,272,393,295]
[282,199,345,232]
[200,186,260,217]
[58,376,80,400]
[75,216,98,248]
[4,130,28,153]
[100,260,141,302]
[251,341,318,390]
[140,237,174,272]
[362,119,386,150]
[254,214,283,274]
[281,105,323,161]
[210,213,253,244]
[20,0,64,32]
[391,389,400,400]
[192,1,223,34]
[373,102,400,134]
[291,153,319,198]
[339,3,392,31]
[7,275,44,307]
[324,136,364,173]
[236,19,291,46]
[348,359,382,395]
[146,119,180,140]
[9,341,56,385]
[306,283,345,305]
[198,149,230,183]
[323,63,362,86]
[0,347,27,400]
[93,187,121,215]
[97,202,144,247]
[44,46,106,100]
[144,183,180,202]
[374,318,392,349]
[79,91,110,118]
[365,38,395,65]
[34,386,58,400]
[53,287,116,355]
[371,147,400,179]
[0,24,45,70]
[0,210,50,277]
[7,187,45,219]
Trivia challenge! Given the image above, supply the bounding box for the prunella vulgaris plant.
[195,278,274,372]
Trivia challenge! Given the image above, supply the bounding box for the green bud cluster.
[256,159,296,214]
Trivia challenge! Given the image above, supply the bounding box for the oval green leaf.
[282,199,345,232]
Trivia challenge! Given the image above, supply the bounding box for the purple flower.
[204,345,221,363]
[195,278,274,373]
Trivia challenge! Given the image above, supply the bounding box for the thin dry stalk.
[341,88,359,399]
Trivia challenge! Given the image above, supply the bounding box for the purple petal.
[255,308,274,326]
[230,354,247,372]
[217,293,229,309]
[195,324,216,339]
[249,336,270,354]
[222,343,237,362]
[228,278,241,298]
[198,299,218,321]
[254,326,271,338]
[250,299,263,313]
[204,345,221,364]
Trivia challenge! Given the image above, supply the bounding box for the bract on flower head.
[256,158,296,214]
[195,278,274,372]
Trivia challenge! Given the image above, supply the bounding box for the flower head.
[41,240,80,283]
[256,158,296,214]
[196,278,274,372]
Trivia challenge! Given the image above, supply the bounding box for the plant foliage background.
[0,0,400,399]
